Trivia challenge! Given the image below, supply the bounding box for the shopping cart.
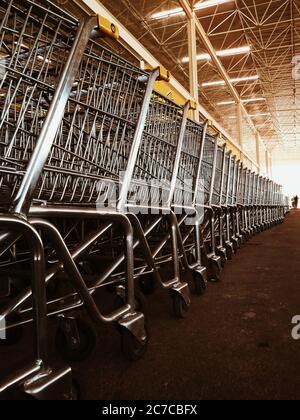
[171,116,209,296]
[221,150,235,259]
[195,131,222,281]
[0,0,92,399]
[236,163,247,242]
[211,143,227,266]
[0,0,158,398]
[122,96,194,318]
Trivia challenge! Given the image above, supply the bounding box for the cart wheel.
[116,286,148,316]
[192,270,207,296]
[172,293,190,318]
[220,254,226,268]
[70,380,81,401]
[210,261,221,282]
[188,249,196,265]
[120,326,148,362]
[0,314,24,346]
[139,274,156,296]
[55,318,97,363]
[232,241,238,254]
[226,246,233,261]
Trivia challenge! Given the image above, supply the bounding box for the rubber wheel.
[226,246,233,261]
[220,254,226,268]
[70,380,81,401]
[0,314,24,346]
[192,271,207,296]
[188,250,196,265]
[121,325,148,362]
[55,318,97,363]
[116,287,148,316]
[210,262,221,282]
[172,293,190,319]
[139,274,156,296]
[232,241,238,254]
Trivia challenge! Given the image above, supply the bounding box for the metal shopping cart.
[221,150,235,260]
[195,131,222,281]
[171,116,209,296]
[209,143,227,267]
[0,0,161,398]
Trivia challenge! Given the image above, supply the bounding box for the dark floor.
[2,210,300,400]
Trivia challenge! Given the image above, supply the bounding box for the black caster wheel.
[226,246,233,261]
[220,254,226,268]
[55,318,97,363]
[192,270,207,296]
[116,287,148,316]
[232,240,238,254]
[120,326,148,362]
[0,314,24,346]
[209,261,221,282]
[67,379,81,401]
[138,274,156,296]
[171,293,190,319]
[188,249,197,265]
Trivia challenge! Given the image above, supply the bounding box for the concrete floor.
[2,210,300,400]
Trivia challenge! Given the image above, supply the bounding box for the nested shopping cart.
[170,116,209,296]
[220,150,236,260]
[0,0,89,398]
[227,156,242,249]
[194,131,222,281]
[236,163,248,242]
[0,0,163,398]
[121,96,196,318]
[247,171,257,236]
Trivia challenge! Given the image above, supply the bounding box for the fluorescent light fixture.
[217,97,266,106]
[242,97,266,104]
[228,113,270,119]
[182,46,250,63]
[217,100,236,106]
[151,7,185,20]
[249,113,271,118]
[202,75,259,87]
[14,41,28,49]
[151,0,233,20]
[37,55,52,64]
[194,0,233,10]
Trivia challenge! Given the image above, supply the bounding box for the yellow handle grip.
[97,16,119,40]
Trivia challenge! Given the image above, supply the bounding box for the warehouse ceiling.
[100,0,300,161]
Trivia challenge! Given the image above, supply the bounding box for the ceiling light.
[249,113,271,118]
[182,46,250,63]
[202,75,259,87]
[217,100,236,106]
[217,97,266,106]
[37,55,52,64]
[151,7,185,20]
[242,97,266,104]
[151,0,234,20]
[194,0,234,10]
[14,41,28,49]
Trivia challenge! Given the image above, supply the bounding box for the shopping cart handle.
[155,66,171,82]
[97,15,119,40]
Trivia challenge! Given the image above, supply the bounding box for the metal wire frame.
[127,91,183,210]
[210,144,225,207]
[173,118,203,209]
[195,133,216,207]
[0,0,79,207]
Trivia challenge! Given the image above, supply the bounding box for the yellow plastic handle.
[97,16,119,40]
[155,66,170,82]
